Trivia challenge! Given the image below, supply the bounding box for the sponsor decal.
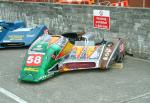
[32,48,43,51]
[86,46,97,59]
[102,48,112,60]
[8,35,24,40]
[3,40,11,42]
[62,67,70,72]
[56,42,73,60]
[32,45,43,51]
[37,45,42,47]
[75,46,84,59]
[100,43,115,69]
[39,75,47,80]
[24,67,39,72]
[26,34,34,37]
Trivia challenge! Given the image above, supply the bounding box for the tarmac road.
[0,48,150,103]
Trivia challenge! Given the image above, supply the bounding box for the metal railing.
[0,0,147,8]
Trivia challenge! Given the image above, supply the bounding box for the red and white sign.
[93,10,110,30]
[26,54,43,67]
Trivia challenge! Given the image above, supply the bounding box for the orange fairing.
[56,41,73,60]
[58,0,93,5]
[48,36,60,45]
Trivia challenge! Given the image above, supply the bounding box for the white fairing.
[61,44,103,68]
[90,50,99,59]
[12,28,32,32]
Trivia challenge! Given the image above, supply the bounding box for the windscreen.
[28,35,68,53]
[75,41,95,46]
[28,35,51,53]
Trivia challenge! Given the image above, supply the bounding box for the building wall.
[128,0,143,7]
[145,0,150,8]
[0,1,150,59]
[100,0,150,8]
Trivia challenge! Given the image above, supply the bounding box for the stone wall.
[0,1,150,60]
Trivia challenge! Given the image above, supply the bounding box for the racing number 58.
[26,54,42,66]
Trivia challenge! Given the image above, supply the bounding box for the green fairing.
[19,38,62,82]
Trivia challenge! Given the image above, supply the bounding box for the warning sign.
[93,10,110,30]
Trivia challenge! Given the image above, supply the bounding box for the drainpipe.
[143,0,145,8]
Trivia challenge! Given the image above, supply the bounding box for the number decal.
[102,48,112,60]
[34,56,42,64]
[26,54,42,66]
[26,56,34,64]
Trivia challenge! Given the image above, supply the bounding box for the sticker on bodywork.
[8,35,24,40]
[56,42,73,60]
[86,46,97,59]
[74,46,84,59]
[100,43,114,69]
[26,34,35,37]
[24,67,39,72]
[26,54,43,67]
[73,46,98,59]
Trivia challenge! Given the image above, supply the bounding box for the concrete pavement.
[0,49,150,103]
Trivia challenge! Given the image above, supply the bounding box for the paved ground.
[0,48,150,103]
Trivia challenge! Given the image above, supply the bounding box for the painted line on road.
[0,87,28,103]
[0,74,17,77]
[126,56,150,63]
[116,92,150,103]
